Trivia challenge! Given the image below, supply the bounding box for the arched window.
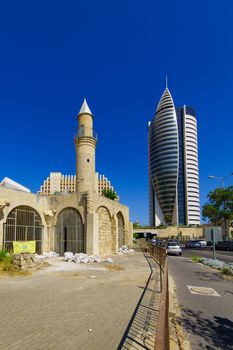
[117,212,125,248]
[3,206,43,253]
[55,208,84,255]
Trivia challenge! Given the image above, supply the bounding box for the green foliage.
[221,267,232,275]
[0,250,8,261]
[0,250,13,272]
[163,215,172,225]
[133,233,140,239]
[102,188,117,200]
[202,186,233,223]
[133,221,141,228]
[191,255,201,262]
[202,186,233,238]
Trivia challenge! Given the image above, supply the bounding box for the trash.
[44,251,59,257]
[88,275,98,279]
[72,253,101,264]
[105,258,113,263]
[35,251,59,260]
[118,245,135,254]
[64,252,74,262]
[88,329,92,332]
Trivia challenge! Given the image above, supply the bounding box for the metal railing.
[147,242,170,350]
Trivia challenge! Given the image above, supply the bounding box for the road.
[168,255,233,350]
[182,248,233,264]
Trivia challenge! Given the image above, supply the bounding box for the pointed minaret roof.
[78,98,93,116]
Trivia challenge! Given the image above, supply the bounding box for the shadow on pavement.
[117,253,160,350]
[195,271,225,282]
[177,308,233,350]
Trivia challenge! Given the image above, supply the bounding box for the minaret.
[75,99,97,193]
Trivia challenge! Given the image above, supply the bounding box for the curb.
[169,274,192,350]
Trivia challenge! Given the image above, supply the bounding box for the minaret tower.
[75,99,97,194]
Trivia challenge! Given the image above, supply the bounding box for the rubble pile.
[35,251,59,260]
[118,245,135,254]
[13,253,44,271]
[64,252,101,264]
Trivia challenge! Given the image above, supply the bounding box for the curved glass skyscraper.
[149,87,200,226]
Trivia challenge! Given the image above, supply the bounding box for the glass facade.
[176,107,186,225]
[149,89,200,226]
[149,88,179,224]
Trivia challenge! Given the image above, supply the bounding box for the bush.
[0,250,8,261]
[0,250,13,272]
[221,267,232,275]
[192,255,201,262]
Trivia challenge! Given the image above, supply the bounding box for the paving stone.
[0,252,160,350]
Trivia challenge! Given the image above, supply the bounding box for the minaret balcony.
[74,127,97,141]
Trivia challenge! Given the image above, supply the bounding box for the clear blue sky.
[0,0,233,225]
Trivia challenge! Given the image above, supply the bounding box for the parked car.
[215,241,233,251]
[185,240,201,249]
[167,241,182,256]
[198,239,207,248]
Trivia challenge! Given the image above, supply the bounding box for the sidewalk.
[0,252,161,350]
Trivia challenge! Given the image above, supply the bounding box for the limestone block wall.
[48,192,85,252]
[97,206,112,256]
[133,226,203,239]
[94,193,132,254]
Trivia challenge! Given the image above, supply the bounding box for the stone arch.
[117,211,125,248]
[97,206,112,256]
[3,205,43,253]
[55,207,84,255]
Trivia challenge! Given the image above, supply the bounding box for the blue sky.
[0,0,233,225]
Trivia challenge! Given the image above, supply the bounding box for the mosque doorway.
[55,208,84,255]
[117,212,125,248]
[3,206,43,253]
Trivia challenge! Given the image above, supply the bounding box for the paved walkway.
[0,252,160,350]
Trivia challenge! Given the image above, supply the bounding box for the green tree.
[102,188,117,200]
[133,220,141,228]
[202,186,233,239]
[163,215,172,226]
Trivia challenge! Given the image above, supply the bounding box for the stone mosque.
[0,100,132,256]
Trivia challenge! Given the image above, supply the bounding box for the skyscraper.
[149,87,200,226]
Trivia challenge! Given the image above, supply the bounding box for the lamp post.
[208,172,233,188]
[208,172,233,242]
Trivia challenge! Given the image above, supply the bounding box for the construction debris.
[119,245,135,254]
[64,252,101,264]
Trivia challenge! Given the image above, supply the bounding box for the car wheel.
[179,253,182,256]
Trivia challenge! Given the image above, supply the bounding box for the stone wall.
[133,226,203,239]
[13,253,40,271]
[98,206,112,256]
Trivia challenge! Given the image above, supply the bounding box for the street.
[182,248,233,265]
[168,255,233,350]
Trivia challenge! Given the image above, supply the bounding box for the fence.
[147,242,170,350]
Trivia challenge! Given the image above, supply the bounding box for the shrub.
[192,255,201,262]
[0,250,13,272]
[221,267,232,275]
[0,250,8,261]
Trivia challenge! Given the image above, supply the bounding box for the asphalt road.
[168,255,233,350]
[182,248,233,264]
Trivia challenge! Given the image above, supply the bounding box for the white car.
[167,242,182,256]
[198,239,207,247]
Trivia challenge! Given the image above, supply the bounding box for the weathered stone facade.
[0,99,132,256]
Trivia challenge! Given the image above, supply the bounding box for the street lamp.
[208,172,233,188]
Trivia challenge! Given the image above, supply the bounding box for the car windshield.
[168,242,178,246]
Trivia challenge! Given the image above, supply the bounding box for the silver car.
[167,242,182,256]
